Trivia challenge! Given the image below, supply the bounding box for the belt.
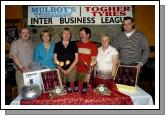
[97,70,112,79]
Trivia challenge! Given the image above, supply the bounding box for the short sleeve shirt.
[77,41,98,73]
[54,41,78,70]
[9,39,33,69]
[96,45,118,71]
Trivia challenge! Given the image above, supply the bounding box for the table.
[119,86,154,105]
[10,85,153,105]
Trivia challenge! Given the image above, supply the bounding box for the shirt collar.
[125,29,136,37]
[100,45,111,53]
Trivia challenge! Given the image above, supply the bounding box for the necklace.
[44,43,50,52]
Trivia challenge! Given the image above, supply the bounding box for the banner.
[28,6,133,25]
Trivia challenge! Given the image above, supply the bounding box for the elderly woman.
[54,27,78,93]
[92,35,119,89]
[34,29,56,69]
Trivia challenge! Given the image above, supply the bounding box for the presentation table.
[10,85,153,105]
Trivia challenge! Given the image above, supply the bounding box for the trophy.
[55,60,64,68]
[65,60,70,67]
[55,60,70,70]
[63,60,71,82]
[83,60,96,82]
[55,60,67,89]
[94,84,111,96]
[80,60,96,94]
[55,59,72,93]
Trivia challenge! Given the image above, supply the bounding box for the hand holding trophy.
[55,60,64,88]
[83,60,96,83]
[63,60,71,76]
[56,59,72,93]
[55,60,64,70]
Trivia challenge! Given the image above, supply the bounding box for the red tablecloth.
[20,80,133,105]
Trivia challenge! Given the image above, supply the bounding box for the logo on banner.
[28,6,132,25]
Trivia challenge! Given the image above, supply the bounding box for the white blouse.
[96,45,118,71]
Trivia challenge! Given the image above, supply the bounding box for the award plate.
[114,65,139,93]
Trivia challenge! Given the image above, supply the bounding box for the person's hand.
[63,69,71,76]
[136,63,141,72]
[57,66,64,73]
[94,69,97,78]
[21,66,30,72]
[57,66,62,70]
[85,74,91,83]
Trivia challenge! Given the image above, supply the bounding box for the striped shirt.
[113,30,150,66]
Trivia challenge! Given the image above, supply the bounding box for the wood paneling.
[5,5,23,19]
[135,5,155,46]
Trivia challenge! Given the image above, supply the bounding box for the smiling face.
[123,19,134,33]
[79,30,90,43]
[20,28,30,41]
[41,32,51,43]
[62,30,71,41]
[101,36,110,49]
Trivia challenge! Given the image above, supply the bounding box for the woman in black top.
[54,27,78,93]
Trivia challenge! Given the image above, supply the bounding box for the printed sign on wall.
[28,6,133,25]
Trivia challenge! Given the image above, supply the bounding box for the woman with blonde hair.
[54,27,78,93]
[34,29,56,69]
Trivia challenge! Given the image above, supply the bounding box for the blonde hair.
[40,30,51,41]
[61,27,72,40]
[101,35,111,42]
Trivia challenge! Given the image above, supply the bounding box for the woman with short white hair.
[92,35,119,89]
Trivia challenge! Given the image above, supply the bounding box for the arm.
[54,53,59,67]
[90,43,98,66]
[54,53,63,71]
[9,41,29,72]
[85,56,97,82]
[90,56,96,66]
[11,54,29,72]
[136,33,150,72]
[140,34,150,66]
[93,64,97,78]
[34,46,40,63]
[112,54,119,78]
[64,53,78,76]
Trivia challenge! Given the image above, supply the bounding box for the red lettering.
[100,7,108,12]
[85,6,91,12]
[91,12,97,16]
[92,7,100,11]
[85,6,131,16]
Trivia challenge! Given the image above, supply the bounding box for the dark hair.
[123,16,134,23]
[61,27,72,40]
[40,29,51,41]
[122,16,135,31]
[79,27,91,38]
